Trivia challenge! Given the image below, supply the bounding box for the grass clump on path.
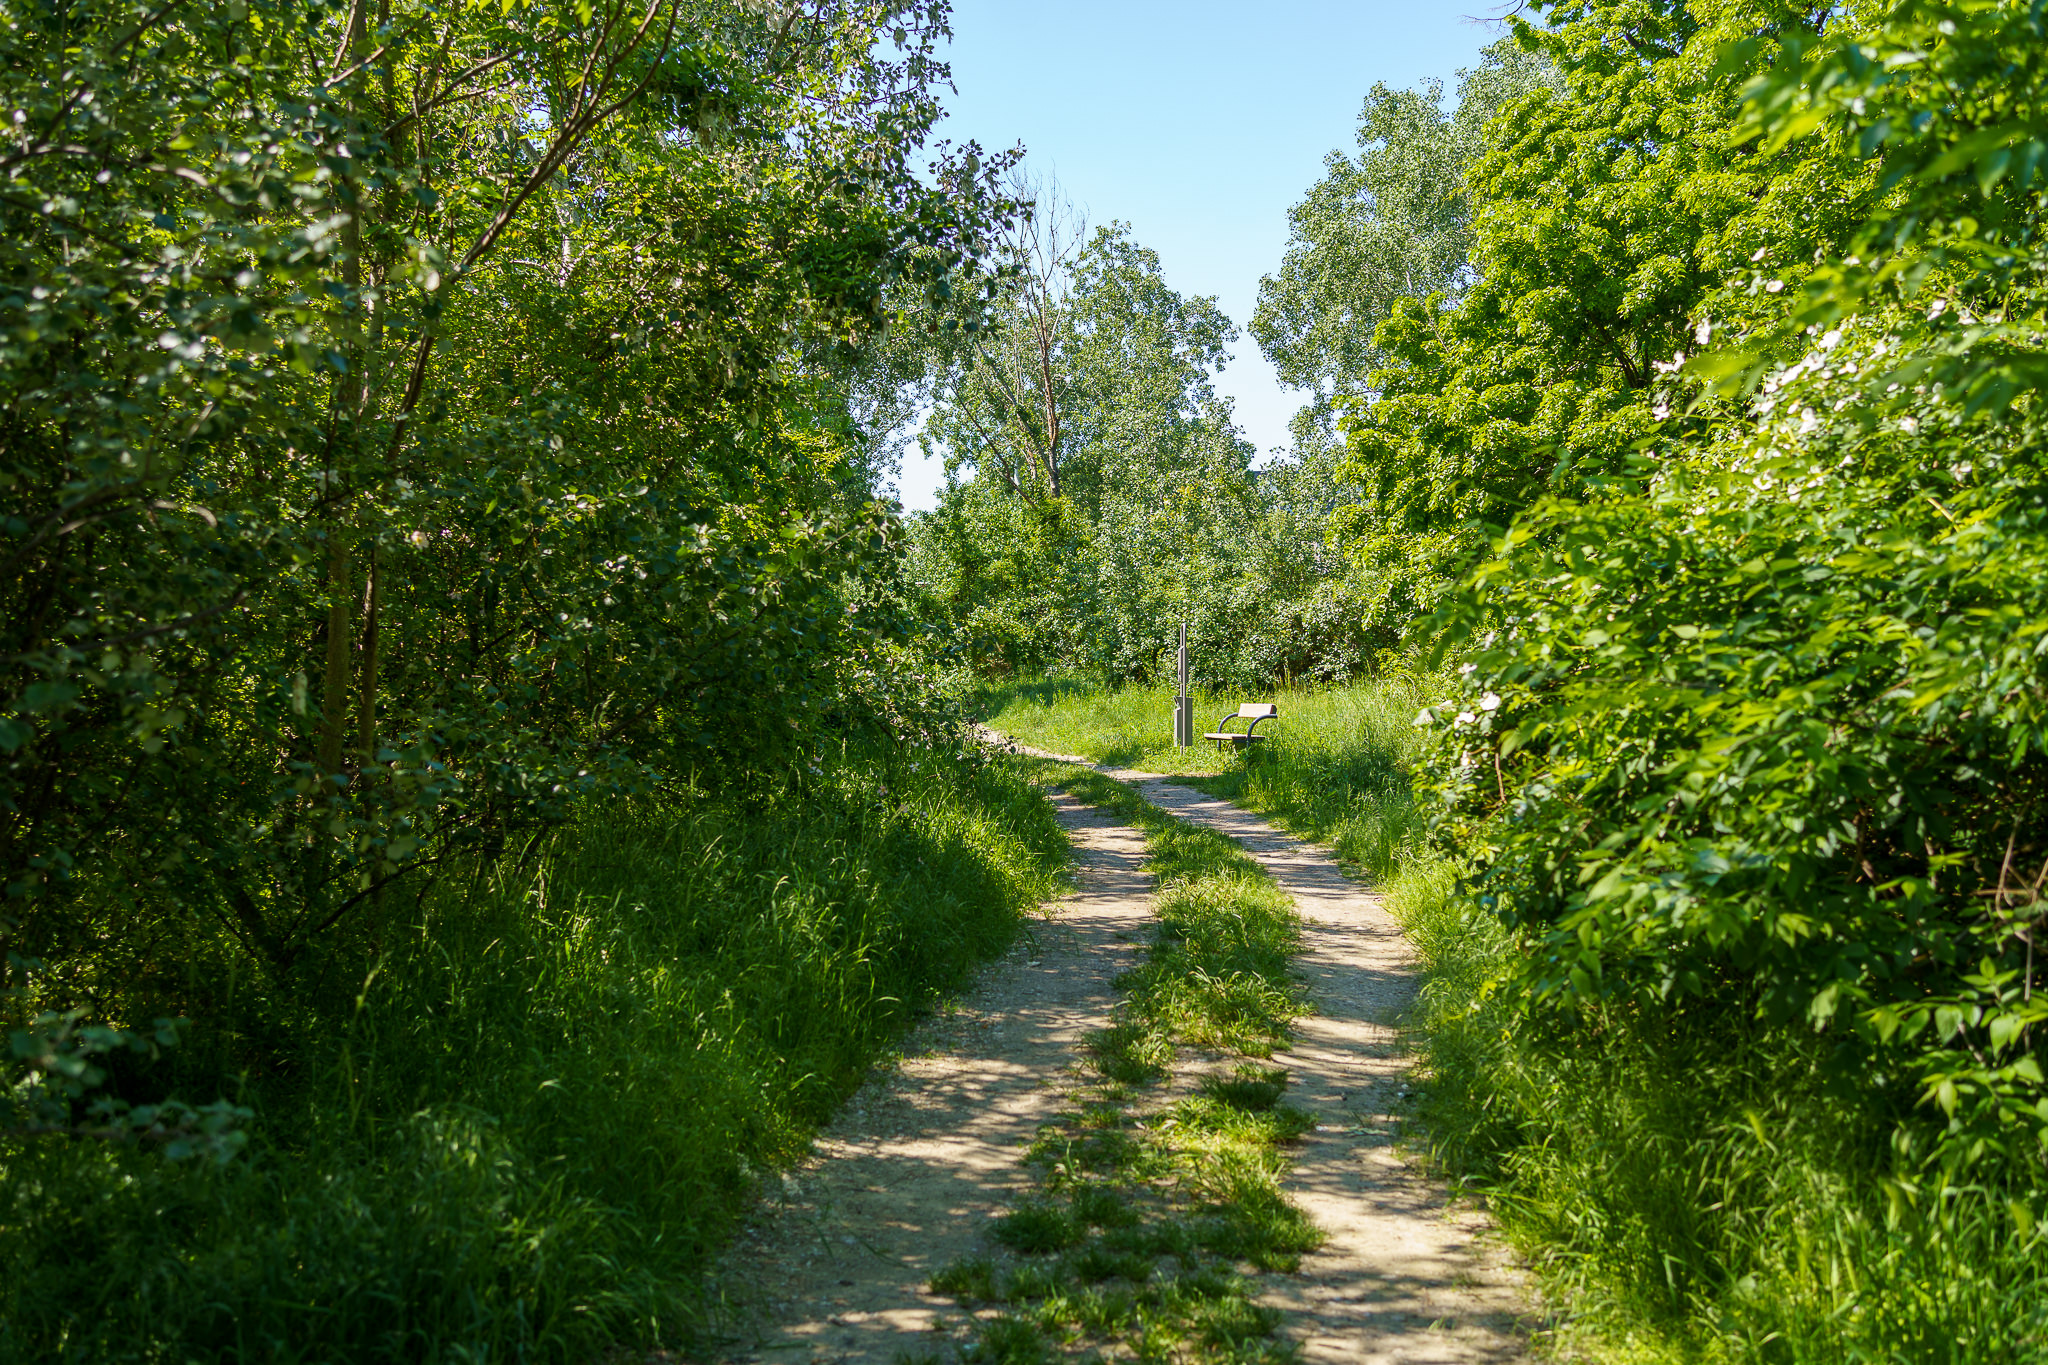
[928,762,1318,1365]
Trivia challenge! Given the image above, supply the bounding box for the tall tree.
[1251,37,1558,460]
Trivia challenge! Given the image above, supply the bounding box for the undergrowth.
[0,744,1066,1364]
[927,763,1318,1365]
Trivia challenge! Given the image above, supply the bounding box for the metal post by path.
[1173,623,1194,747]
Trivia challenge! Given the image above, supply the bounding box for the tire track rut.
[705,792,1152,1364]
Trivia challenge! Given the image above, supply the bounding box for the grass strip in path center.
[922,762,1322,1365]
[974,733,1538,1365]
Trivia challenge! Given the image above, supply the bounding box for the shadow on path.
[704,793,1153,1364]
[990,734,1536,1365]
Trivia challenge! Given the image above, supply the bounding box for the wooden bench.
[1204,702,1277,754]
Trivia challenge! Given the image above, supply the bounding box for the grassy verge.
[978,675,1429,882]
[0,745,1066,1364]
[981,682,2048,1364]
[926,763,1319,1365]
[976,678,1234,776]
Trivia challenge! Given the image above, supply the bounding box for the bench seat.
[1205,702,1277,752]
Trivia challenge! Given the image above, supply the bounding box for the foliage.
[912,205,1371,687]
[0,1,1053,1352]
[0,0,1010,989]
[915,211,1252,681]
[1412,0,2048,1178]
[3,1008,250,1164]
[1332,0,1877,646]
[0,742,1066,1362]
[1252,36,1559,459]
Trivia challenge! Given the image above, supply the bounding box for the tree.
[912,198,1376,685]
[0,0,1009,986]
[1330,0,1873,645]
[936,172,1089,501]
[1252,37,1559,461]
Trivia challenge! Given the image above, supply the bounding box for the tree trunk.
[317,531,355,772]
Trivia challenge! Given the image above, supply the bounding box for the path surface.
[706,743,1535,1365]
[992,735,1533,1365]
[704,792,1152,1364]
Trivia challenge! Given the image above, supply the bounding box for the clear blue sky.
[894,1,1507,510]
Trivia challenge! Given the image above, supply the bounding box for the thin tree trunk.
[318,0,371,776]
[317,531,355,772]
[357,540,380,759]
[1033,290,1062,497]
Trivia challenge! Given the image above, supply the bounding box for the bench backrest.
[1237,703,1278,719]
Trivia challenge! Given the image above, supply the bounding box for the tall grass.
[977,676,1225,775]
[984,678,2048,1364]
[0,745,1066,1364]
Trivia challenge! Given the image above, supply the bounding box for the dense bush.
[1415,0,2048,1177]
[0,0,1008,989]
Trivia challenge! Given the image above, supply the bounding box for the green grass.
[1396,860,2048,1365]
[930,762,1318,1365]
[978,676,1430,879]
[981,679,2048,1365]
[976,677,1240,775]
[0,744,1067,1364]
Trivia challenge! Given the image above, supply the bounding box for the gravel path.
[705,743,1536,1365]
[993,737,1534,1365]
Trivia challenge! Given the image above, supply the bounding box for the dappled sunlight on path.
[992,734,1535,1365]
[703,792,1153,1364]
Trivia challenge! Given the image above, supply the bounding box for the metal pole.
[1174,622,1193,747]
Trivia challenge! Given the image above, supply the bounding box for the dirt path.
[704,791,1152,1364]
[707,745,1535,1365]
[993,738,1533,1365]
